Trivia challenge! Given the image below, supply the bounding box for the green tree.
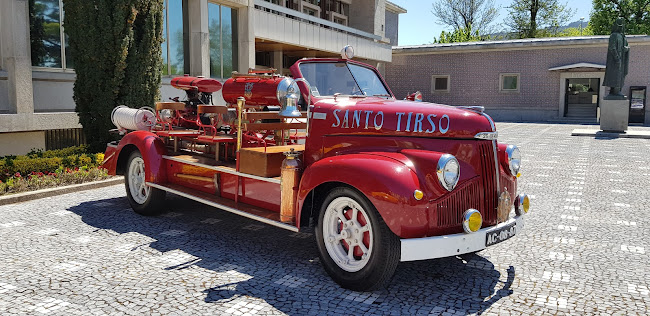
[431,0,499,35]
[63,0,164,152]
[556,24,595,36]
[507,0,576,38]
[434,25,485,43]
[590,0,650,35]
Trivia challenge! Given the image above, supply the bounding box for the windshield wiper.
[372,94,392,98]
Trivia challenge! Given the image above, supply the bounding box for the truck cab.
[102,46,530,291]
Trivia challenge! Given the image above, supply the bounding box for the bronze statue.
[603,18,630,99]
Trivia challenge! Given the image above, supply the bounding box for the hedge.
[0,146,104,181]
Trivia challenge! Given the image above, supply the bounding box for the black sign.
[629,86,646,124]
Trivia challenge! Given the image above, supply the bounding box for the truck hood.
[310,97,494,139]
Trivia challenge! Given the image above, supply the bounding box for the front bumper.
[400,215,524,262]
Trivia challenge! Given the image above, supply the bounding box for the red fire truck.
[102,46,529,291]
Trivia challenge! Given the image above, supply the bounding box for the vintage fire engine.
[103,46,530,291]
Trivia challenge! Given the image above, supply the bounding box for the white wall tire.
[124,151,166,215]
[315,187,400,291]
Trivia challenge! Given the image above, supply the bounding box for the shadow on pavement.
[68,194,515,314]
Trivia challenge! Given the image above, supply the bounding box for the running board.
[147,182,298,232]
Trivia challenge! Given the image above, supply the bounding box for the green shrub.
[0,153,105,181]
[0,167,111,196]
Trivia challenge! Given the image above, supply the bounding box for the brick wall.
[385,42,650,121]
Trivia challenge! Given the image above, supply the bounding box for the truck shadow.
[68,194,514,314]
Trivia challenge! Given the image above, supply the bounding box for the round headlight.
[515,194,530,216]
[276,78,300,106]
[506,145,521,176]
[437,154,460,191]
[463,209,482,233]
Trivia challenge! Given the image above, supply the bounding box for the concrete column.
[0,0,34,114]
[188,0,210,76]
[271,50,283,72]
[237,5,255,73]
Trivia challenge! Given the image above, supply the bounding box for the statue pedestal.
[600,98,629,132]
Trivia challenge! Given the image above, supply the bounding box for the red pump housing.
[171,75,222,93]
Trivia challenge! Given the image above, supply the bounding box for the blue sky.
[391,0,594,46]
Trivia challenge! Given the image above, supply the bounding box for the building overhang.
[386,1,407,14]
[548,63,606,72]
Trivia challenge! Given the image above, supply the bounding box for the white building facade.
[0,0,405,155]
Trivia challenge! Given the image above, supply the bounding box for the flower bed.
[0,146,113,196]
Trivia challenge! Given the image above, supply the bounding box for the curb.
[0,177,124,206]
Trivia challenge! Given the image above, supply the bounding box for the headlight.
[463,209,482,233]
[506,145,521,176]
[276,78,300,107]
[515,194,530,216]
[437,154,460,191]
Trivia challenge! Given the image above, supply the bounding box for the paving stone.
[0,123,649,314]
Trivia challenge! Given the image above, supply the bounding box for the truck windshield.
[298,62,391,97]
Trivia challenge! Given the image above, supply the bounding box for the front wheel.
[315,187,400,291]
[125,151,166,215]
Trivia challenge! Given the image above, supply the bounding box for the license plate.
[485,222,517,247]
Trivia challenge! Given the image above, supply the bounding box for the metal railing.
[254,0,382,41]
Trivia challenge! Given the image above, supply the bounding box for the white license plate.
[485,222,517,247]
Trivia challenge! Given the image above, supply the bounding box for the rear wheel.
[125,151,166,215]
[315,187,400,291]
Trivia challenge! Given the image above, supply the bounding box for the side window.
[431,75,450,93]
[500,73,520,92]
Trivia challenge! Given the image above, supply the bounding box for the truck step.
[146,182,298,232]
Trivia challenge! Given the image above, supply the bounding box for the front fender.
[297,153,429,238]
[104,131,168,183]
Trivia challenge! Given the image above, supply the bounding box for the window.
[162,0,187,75]
[431,75,450,93]
[303,8,317,16]
[500,73,520,92]
[208,3,238,79]
[298,62,389,97]
[29,0,72,69]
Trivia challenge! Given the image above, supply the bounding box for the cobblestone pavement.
[1,122,649,315]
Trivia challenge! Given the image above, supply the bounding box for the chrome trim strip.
[492,140,501,192]
[147,182,299,232]
[163,155,281,184]
[474,132,498,140]
[478,112,501,193]
[457,105,485,113]
[312,112,327,120]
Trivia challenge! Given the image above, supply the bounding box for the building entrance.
[564,78,600,118]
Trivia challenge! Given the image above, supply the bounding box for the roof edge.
[392,35,650,54]
[386,1,407,14]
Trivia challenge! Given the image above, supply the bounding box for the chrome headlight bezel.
[437,154,460,191]
[462,209,482,233]
[505,145,521,176]
[276,78,300,106]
